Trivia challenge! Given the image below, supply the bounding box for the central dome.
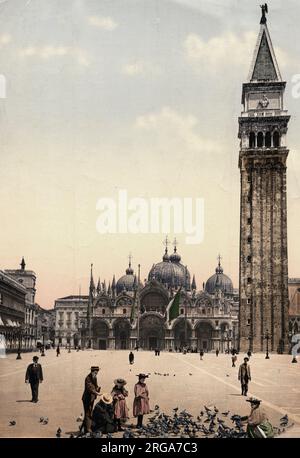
[148,246,191,290]
[116,262,136,295]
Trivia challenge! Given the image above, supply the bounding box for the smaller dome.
[162,249,170,262]
[170,247,181,263]
[205,257,233,296]
[116,262,135,294]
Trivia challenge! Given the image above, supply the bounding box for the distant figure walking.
[247,350,252,359]
[232,354,237,367]
[199,349,204,360]
[81,366,101,433]
[238,357,251,396]
[56,345,60,357]
[133,374,150,428]
[111,378,129,431]
[25,356,43,403]
[215,349,219,357]
[129,351,134,365]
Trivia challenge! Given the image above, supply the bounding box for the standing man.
[25,356,43,403]
[81,366,101,433]
[129,351,134,365]
[200,349,204,360]
[238,357,251,396]
[215,349,219,357]
[56,345,60,357]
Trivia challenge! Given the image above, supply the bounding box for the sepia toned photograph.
[0,0,300,447]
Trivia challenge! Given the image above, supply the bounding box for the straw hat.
[114,378,127,386]
[99,393,113,404]
[136,373,148,379]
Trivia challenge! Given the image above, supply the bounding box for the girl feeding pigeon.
[111,378,129,431]
[133,374,150,428]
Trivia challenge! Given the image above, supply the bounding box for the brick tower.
[238,9,290,353]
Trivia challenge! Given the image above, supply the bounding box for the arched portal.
[173,319,192,348]
[195,321,214,351]
[113,319,131,349]
[139,314,165,350]
[92,320,109,350]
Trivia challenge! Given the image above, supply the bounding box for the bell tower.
[238,7,290,353]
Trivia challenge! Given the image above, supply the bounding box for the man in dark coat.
[238,357,251,396]
[25,356,43,403]
[129,351,134,365]
[81,366,101,433]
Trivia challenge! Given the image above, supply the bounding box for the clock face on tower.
[257,94,269,108]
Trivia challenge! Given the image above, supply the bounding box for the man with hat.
[111,378,129,431]
[242,398,274,438]
[81,366,101,433]
[25,356,43,403]
[238,357,251,396]
[92,393,115,434]
[133,373,150,428]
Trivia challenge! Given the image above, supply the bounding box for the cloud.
[184,31,293,74]
[184,31,257,72]
[0,33,12,48]
[121,60,161,77]
[135,106,222,154]
[19,46,90,66]
[88,15,118,31]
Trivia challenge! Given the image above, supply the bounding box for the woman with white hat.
[111,378,129,431]
[92,393,115,434]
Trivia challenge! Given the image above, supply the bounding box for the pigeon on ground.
[9,420,16,426]
[56,427,62,438]
[42,417,48,425]
[39,417,44,423]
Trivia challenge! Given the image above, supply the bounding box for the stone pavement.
[0,349,299,438]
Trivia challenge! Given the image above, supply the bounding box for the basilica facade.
[54,245,239,352]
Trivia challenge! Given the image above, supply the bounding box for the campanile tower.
[238,7,290,353]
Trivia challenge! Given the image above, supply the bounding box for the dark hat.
[91,366,100,372]
[114,378,127,385]
[33,356,39,361]
[137,373,148,379]
[246,397,261,404]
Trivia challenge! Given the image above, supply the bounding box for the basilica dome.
[148,247,191,290]
[205,257,233,296]
[116,263,136,295]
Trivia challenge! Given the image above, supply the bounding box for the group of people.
[81,367,150,435]
[24,348,275,439]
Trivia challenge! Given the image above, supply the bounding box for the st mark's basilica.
[54,240,239,352]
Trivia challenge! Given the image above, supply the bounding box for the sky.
[0,0,300,309]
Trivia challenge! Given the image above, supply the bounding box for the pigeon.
[9,420,16,426]
[56,427,62,438]
[39,417,44,423]
[42,418,48,425]
[189,373,193,376]
[222,411,230,416]
[76,414,83,422]
[154,405,160,410]
[69,434,74,439]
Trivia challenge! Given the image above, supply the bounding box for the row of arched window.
[249,131,280,148]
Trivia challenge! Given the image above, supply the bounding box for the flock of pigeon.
[57,406,292,439]
[7,404,294,438]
